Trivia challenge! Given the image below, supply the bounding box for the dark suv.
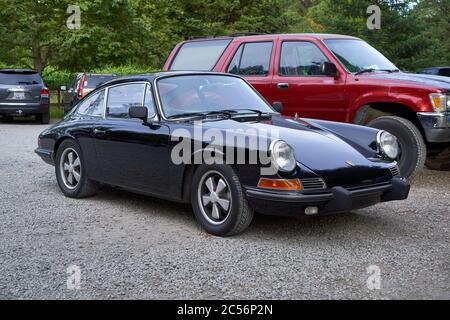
[0,69,50,124]
[61,73,117,112]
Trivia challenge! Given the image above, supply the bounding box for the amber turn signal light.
[257,178,303,191]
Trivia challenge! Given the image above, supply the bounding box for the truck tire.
[368,116,426,180]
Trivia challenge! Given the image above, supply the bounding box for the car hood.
[200,115,390,182]
[367,72,450,90]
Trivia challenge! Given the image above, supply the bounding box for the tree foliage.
[0,0,448,73]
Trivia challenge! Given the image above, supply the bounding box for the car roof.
[0,68,39,74]
[97,71,241,88]
[184,33,360,42]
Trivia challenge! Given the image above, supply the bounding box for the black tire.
[39,112,50,124]
[55,139,98,198]
[368,116,426,179]
[191,164,254,237]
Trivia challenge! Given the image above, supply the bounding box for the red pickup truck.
[163,33,450,179]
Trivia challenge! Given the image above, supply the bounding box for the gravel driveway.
[0,121,449,300]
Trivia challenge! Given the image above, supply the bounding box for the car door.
[93,82,171,195]
[226,41,275,101]
[271,40,347,121]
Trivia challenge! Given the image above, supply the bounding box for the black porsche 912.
[36,72,410,236]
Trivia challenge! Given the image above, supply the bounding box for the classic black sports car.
[36,72,410,236]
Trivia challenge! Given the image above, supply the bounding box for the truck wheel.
[39,112,50,124]
[368,116,426,180]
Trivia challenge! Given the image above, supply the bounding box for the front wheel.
[55,140,98,198]
[191,165,254,237]
[368,116,426,179]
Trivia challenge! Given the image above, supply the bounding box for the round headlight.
[378,131,399,160]
[270,140,297,172]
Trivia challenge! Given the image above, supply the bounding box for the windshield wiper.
[166,112,207,120]
[355,69,400,76]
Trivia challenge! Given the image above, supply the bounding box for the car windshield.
[0,72,43,85]
[157,75,274,118]
[324,39,398,73]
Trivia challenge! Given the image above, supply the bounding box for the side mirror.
[60,86,67,91]
[321,62,338,77]
[129,106,148,122]
[272,102,283,113]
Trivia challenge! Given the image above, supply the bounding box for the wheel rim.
[197,171,232,225]
[59,148,81,190]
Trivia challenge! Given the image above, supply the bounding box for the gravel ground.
[0,120,449,300]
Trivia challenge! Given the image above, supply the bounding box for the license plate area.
[12,92,26,100]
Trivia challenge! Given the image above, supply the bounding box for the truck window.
[169,39,231,71]
[227,42,273,76]
[279,41,328,76]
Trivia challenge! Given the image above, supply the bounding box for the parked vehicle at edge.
[61,73,117,112]
[419,67,450,78]
[0,69,50,124]
[36,72,410,236]
[163,33,450,179]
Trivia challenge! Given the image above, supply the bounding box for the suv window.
[0,71,43,85]
[107,83,146,119]
[76,90,105,117]
[85,75,117,88]
[227,42,273,76]
[439,68,450,77]
[279,41,328,76]
[170,40,231,71]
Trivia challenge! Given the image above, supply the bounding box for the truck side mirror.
[272,102,283,113]
[321,62,338,77]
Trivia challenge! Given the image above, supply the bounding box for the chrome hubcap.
[60,148,81,189]
[198,171,232,225]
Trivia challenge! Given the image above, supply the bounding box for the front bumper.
[0,102,49,116]
[245,177,410,216]
[35,148,54,166]
[417,112,450,143]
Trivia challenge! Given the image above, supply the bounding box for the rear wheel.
[191,164,254,237]
[55,140,98,198]
[39,112,50,124]
[368,116,426,179]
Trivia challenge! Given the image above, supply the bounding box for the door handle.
[93,128,106,136]
[277,83,289,89]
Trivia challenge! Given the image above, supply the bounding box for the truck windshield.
[324,39,398,73]
[157,75,274,118]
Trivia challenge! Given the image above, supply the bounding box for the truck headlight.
[270,140,296,172]
[377,131,399,160]
[429,93,448,112]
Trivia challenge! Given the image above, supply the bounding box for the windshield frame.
[322,38,398,74]
[153,73,276,121]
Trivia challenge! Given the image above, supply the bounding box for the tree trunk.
[32,38,43,73]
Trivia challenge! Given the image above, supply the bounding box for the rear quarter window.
[169,39,231,71]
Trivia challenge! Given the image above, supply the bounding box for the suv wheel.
[368,116,426,179]
[191,164,254,237]
[55,140,99,198]
[39,112,50,124]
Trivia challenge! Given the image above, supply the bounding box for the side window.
[76,90,105,117]
[144,84,156,118]
[227,42,273,76]
[279,41,329,76]
[107,83,146,119]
